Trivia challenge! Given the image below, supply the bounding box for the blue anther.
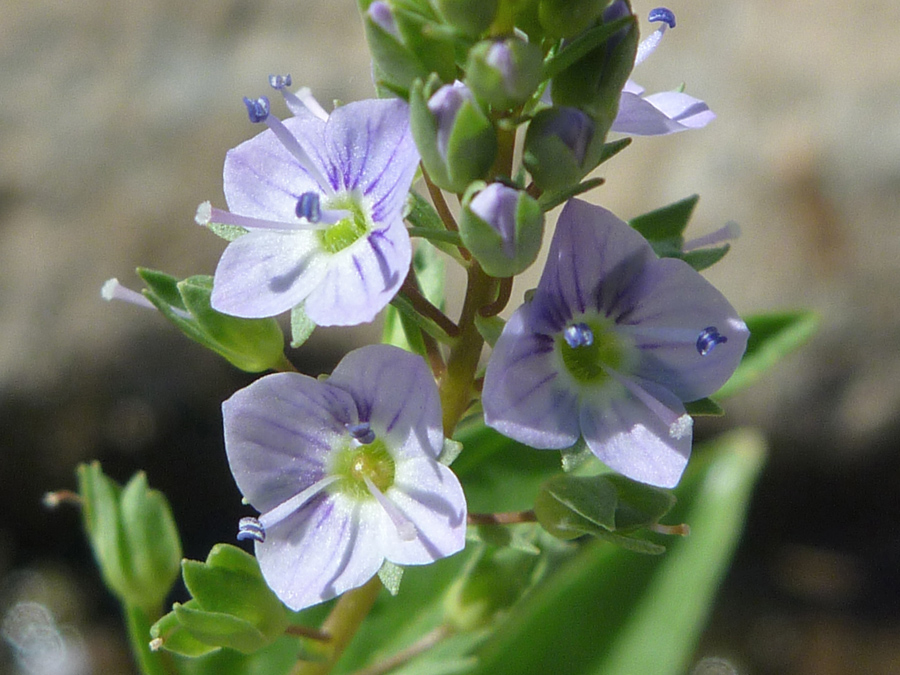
[296,192,322,222]
[564,323,594,349]
[696,326,727,356]
[648,7,676,28]
[269,74,292,90]
[347,422,376,445]
[237,516,266,543]
[243,96,270,124]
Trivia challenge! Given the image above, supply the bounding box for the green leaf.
[629,194,699,256]
[405,190,466,263]
[468,429,767,675]
[536,177,605,213]
[541,15,634,80]
[715,311,819,399]
[680,244,730,271]
[151,604,221,658]
[473,314,505,348]
[137,268,187,311]
[173,603,268,655]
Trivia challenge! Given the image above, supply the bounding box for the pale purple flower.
[610,7,716,136]
[223,344,467,611]
[203,79,419,326]
[482,199,748,488]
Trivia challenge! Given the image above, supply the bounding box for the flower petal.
[382,457,467,565]
[255,494,384,611]
[328,345,443,458]
[612,89,714,136]
[617,257,749,401]
[532,199,655,333]
[579,379,690,488]
[222,372,357,513]
[223,116,329,220]
[211,230,329,318]
[324,99,420,224]
[483,305,581,449]
[302,223,411,326]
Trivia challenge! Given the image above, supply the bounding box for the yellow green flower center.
[330,438,396,500]
[557,318,629,385]
[317,195,370,253]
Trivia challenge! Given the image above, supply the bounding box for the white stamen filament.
[293,87,331,122]
[195,202,342,232]
[101,278,191,319]
[602,365,693,439]
[262,115,335,195]
[363,476,417,541]
[682,221,741,252]
[258,475,341,531]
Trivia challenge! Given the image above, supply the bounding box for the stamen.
[257,475,341,531]
[195,201,332,232]
[636,7,676,65]
[243,96,270,124]
[603,366,693,439]
[696,326,728,356]
[241,96,334,194]
[363,475,417,541]
[101,278,191,319]
[267,75,330,121]
[564,323,594,348]
[296,192,321,222]
[346,422,376,445]
[682,221,741,252]
[237,516,266,543]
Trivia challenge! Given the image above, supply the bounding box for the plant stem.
[467,510,537,525]
[422,169,459,233]
[479,276,513,318]
[347,625,453,675]
[125,604,173,675]
[292,577,383,675]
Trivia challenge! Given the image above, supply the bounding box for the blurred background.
[1,0,898,673]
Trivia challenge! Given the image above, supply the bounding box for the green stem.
[125,604,173,675]
[440,264,497,435]
[407,226,463,247]
[292,577,383,675]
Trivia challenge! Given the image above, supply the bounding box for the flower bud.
[538,0,608,39]
[465,37,544,111]
[523,106,601,191]
[459,182,544,277]
[77,463,181,613]
[361,0,455,95]
[429,0,498,36]
[410,78,497,193]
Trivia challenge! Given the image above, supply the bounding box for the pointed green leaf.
[629,194,699,255]
[173,602,268,655]
[684,397,725,417]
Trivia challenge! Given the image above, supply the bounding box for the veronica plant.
[77,3,813,675]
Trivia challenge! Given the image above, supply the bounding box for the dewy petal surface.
[578,379,690,488]
[327,344,443,457]
[483,306,581,449]
[223,372,357,513]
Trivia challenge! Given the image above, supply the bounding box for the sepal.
[465,37,543,111]
[77,463,181,613]
[137,269,285,372]
[150,544,290,656]
[430,0,498,36]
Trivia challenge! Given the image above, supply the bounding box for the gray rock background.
[1,0,898,673]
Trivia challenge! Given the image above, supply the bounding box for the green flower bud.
[465,37,544,111]
[539,0,608,39]
[459,182,544,277]
[524,106,603,191]
[361,0,456,95]
[443,552,527,631]
[151,544,290,655]
[430,0,498,36]
[77,463,181,613]
[410,77,497,193]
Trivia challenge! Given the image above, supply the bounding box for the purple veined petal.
[211,229,330,318]
[302,220,411,326]
[380,457,467,565]
[579,378,691,488]
[255,494,384,611]
[532,199,655,333]
[224,116,330,220]
[483,305,581,449]
[323,98,420,224]
[611,89,714,136]
[327,344,443,458]
[222,372,358,513]
[615,257,749,401]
